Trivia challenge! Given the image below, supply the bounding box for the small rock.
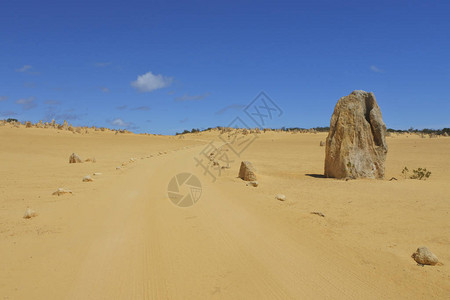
[320,141,325,147]
[311,211,325,217]
[69,153,83,163]
[52,188,73,196]
[275,194,286,201]
[122,162,128,166]
[412,247,439,265]
[246,181,259,187]
[130,158,136,162]
[82,175,94,182]
[238,161,257,181]
[23,207,37,219]
[116,166,121,170]
[93,172,102,176]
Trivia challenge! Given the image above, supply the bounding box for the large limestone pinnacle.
[325,90,388,179]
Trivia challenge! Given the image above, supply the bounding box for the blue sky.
[1,0,449,134]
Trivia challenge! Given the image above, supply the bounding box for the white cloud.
[370,65,384,73]
[44,100,60,105]
[16,96,37,110]
[110,118,131,127]
[175,92,211,102]
[95,62,111,67]
[131,72,173,92]
[15,65,39,75]
[215,104,246,115]
[0,96,8,102]
[16,65,32,72]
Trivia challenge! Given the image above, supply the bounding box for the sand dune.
[0,126,449,299]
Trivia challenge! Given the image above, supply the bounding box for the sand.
[0,126,449,299]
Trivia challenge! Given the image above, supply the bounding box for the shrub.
[401,167,409,179]
[410,168,431,180]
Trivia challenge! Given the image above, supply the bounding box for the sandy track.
[53,147,380,299]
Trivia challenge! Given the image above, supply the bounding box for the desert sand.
[1,125,449,299]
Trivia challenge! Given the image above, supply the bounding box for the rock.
[116,166,121,170]
[52,188,73,196]
[246,181,259,187]
[412,247,438,265]
[320,141,325,147]
[238,161,257,181]
[93,172,102,176]
[23,207,37,219]
[82,175,93,182]
[443,132,449,137]
[69,153,83,163]
[275,194,286,201]
[311,211,325,217]
[324,90,388,179]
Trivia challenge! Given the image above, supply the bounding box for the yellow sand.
[0,126,449,299]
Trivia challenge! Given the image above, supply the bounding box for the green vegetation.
[401,166,431,180]
[388,127,450,136]
[410,168,431,180]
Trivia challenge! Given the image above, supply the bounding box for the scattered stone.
[52,188,73,196]
[412,247,439,266]
[82,175,94,182]
[93,172,102,176]
[275,194,286,201]
[69,153,83,163]
[320,141,325,147]
[116,166,121,170]
[130,158,136,162]
[238,161,257,181]
[325,90,388,179]
[311,211,325,217]
[122,162,127,166]
[246,181,259,187]
[23,207,37,219]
